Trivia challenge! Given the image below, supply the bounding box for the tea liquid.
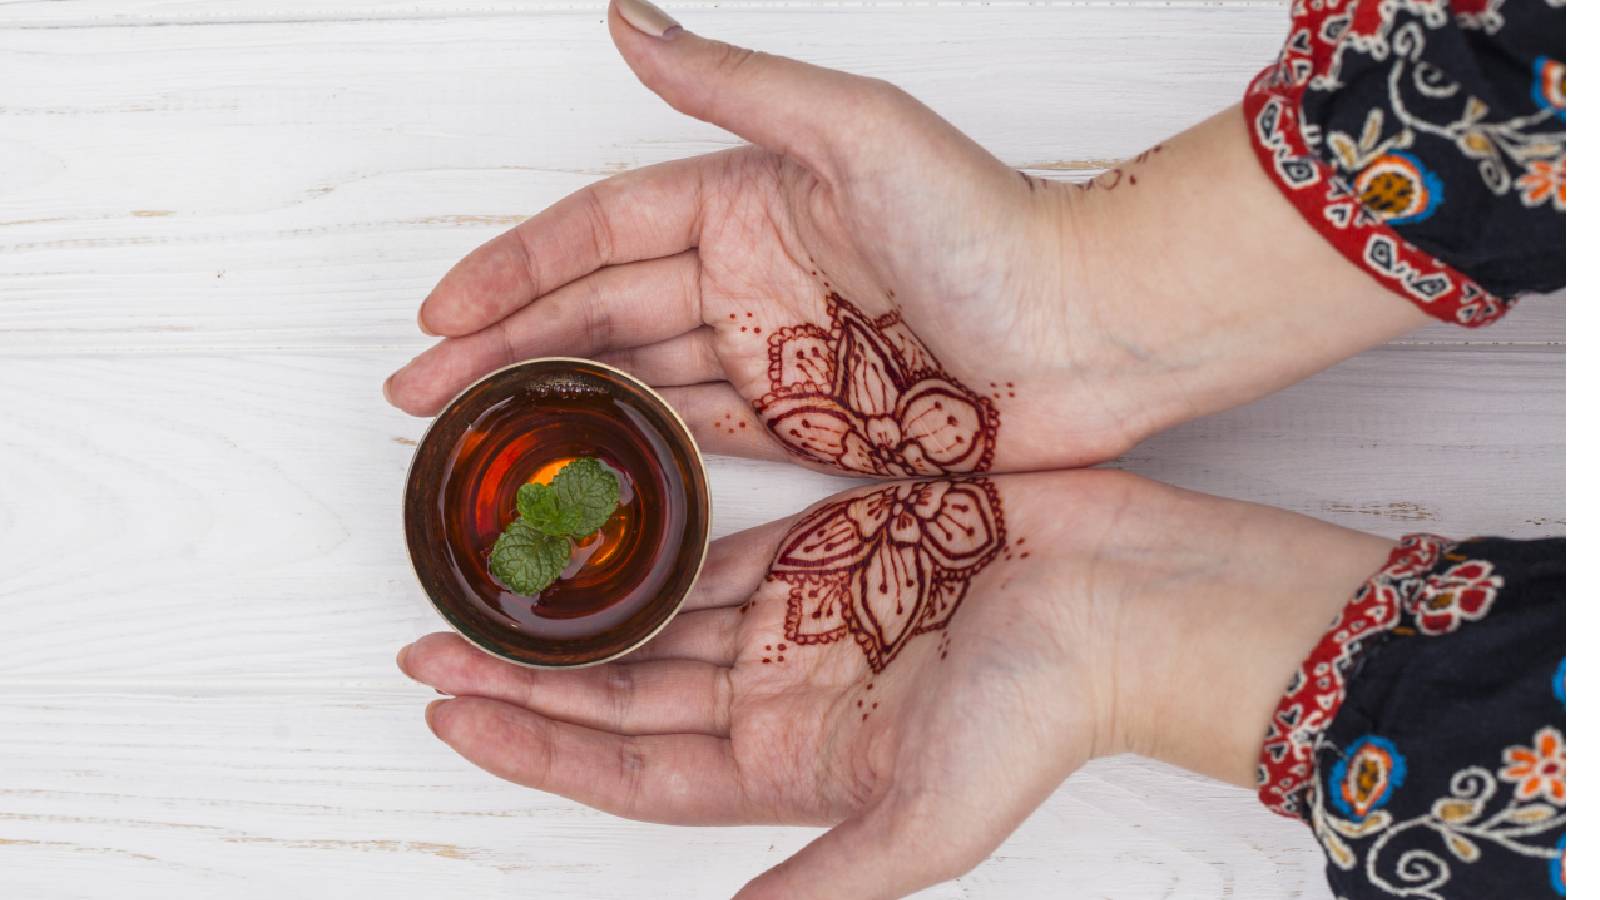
[439,382,690,640]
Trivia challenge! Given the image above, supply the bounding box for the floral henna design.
[754,293,1000,476]
[766,479,1005,673]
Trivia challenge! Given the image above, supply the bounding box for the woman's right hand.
[398,468,1394,898]
[384,0,1429,476]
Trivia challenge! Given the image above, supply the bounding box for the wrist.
[1089,482,1394,787]
[1038,105,1431,450]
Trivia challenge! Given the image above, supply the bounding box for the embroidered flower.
[768,479,1004,672]
[1551,834,1566,895]
[755,294,998,476]
[1413,559,1503,635]
[1354,153,1445,225]
[1256,535,1451,819]
[1554,658,1565,704]
[1330,736,1408,820]
[1517,158,1566,211]
[1499,727,1566,804]
[1532,56,1566,121]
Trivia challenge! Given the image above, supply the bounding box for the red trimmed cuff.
[1242,78,1513,328]
[1256,534,1453,819]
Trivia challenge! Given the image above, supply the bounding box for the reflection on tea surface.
[439,383,689,640]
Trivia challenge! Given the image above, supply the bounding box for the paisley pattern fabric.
[1260,536,1565,898]
[1245,0,1566,326]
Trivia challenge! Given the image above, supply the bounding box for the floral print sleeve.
[1259,535,1566,898]
[1245,1,1566,327]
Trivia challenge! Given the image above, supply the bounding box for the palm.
[382,60,1110,474]
[694,143,1054,384]
[399,475,1104,898]
[715,547,1093,835]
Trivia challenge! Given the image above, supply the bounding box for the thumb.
[608,0,907,176]
[732,807,983,900]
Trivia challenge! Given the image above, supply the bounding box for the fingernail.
[615,0,681,38]
[382,375,397,405]
[417,308,437,337]
[425,698,448,731]
[396,643,412,671]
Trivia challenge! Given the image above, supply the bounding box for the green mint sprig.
[489,457,621,596]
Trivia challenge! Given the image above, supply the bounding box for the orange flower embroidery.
[1499,726,1565,804]
[1516,159,1566,211]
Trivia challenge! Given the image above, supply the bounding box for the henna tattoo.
[1002,536,1031,562]
[729,311,763,335]
[1077,143,1164,192]
[766,478,1005,673]
[713,410,750,437]
[755,293,1000,476]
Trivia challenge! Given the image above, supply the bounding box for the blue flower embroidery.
[1551,834,1565,895]
[1553,658,1565,704]
[1330,735,1408,820]
[1531,56,1566,122]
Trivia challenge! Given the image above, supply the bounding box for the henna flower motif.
[1411,559,1503,635]
[1499,727,1566,805]
[755,294,999,476]
[768,479,1004,672]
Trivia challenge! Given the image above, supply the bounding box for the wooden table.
[0,2,1564,897]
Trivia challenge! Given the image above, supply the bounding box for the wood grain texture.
[0,693,1328,900]
[0,5,1562,349]
[5,7,1277,349]
[0,1,1563,898]
[0,0,1289,30]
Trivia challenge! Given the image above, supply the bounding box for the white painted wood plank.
[0,693,1330,899]
[0,345,1559,682]
[0,0,1293,30]
[1118,346,1565,536]
[1400,293,1563,345]
[0,7,1561,350]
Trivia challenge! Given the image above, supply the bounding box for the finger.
[594,327,723,388]
[735,806,981,900]
[400,633,732,736]
[681,517,795,611]
[426,696,755,824]
[620,606,742,665]
[654,383,790,463]
[419,157,714,337]
[608,1,911,180]
[387,253,703,415]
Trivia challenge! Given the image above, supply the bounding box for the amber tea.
[404,359,711,667]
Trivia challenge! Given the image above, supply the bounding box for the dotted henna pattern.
[765,479,1005,673]
[753,293,1000,476]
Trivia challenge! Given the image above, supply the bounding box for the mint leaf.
[549,457,621,538]
[486,457,622,595]
[488,519,571,595]
[515,482,564,533]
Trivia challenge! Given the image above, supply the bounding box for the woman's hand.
[397,470,1394,898]
[383,0,1429,476]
